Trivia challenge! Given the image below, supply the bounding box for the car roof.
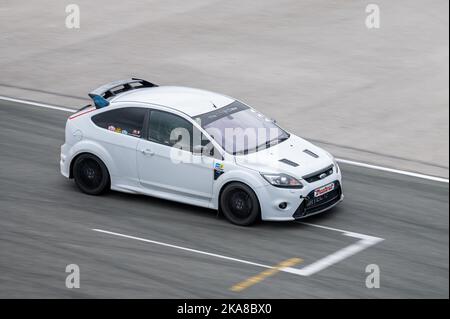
[110,86,235,117]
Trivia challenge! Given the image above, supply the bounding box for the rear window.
[92,107,146,138]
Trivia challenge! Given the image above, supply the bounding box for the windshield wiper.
[264,135,289,148]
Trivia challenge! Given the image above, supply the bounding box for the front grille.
[303,165,334,183]
[293,181,342,219]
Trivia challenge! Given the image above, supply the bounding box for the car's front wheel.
[73,153,110,195]
[220,182,260,226]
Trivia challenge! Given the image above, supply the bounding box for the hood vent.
[279,158,299,167]
[303,149,319,158]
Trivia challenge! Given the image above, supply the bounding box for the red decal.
[69,107,96,120]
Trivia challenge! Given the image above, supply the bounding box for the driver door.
[137,109,215,204]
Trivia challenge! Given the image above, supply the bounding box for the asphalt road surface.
[0,99,448,298]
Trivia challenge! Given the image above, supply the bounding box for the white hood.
[234,135,333,178]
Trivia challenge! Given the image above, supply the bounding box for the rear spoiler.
[88,78,157,109]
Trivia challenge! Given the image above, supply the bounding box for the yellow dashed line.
[230,258,303,292]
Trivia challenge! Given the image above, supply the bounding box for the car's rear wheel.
[73,154,110,195]
[220,182,260,226]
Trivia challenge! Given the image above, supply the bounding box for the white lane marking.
[0,95,76,113]
[1,95,448,183]
[93,225,384,277]
[336,158,449,184]
[284,222,384,276]
[92,228,273,269]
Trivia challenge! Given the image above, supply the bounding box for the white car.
[61,78,343,225]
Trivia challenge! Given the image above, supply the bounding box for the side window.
[92,107,146,138]
[148,110,193,152]
[200,132,222,159]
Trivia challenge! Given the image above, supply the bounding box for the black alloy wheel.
[73,154,110,195]
[220,182,260,226]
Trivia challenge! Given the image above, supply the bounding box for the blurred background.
[1,0,448,177]
[0,0,449,299]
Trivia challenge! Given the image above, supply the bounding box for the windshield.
[195,101,289,155]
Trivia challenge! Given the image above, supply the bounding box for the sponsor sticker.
[214,162,224,180]
[314,182,335,198]
[108,125,115,131]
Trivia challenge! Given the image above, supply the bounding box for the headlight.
[261,173,304,189]
[325,151,339,174]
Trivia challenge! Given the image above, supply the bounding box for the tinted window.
[92,107,146,138]
[195,101,289,155]
[148,110,193,151]
[200,133,223,159]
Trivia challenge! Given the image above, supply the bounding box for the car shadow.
[59,178,344,229]
[259,205,344,230]
[103,187,221,222]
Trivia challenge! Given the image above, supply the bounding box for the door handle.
[141,148,155,156]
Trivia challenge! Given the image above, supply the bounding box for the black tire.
[220,182,260,226]
[73,153,110,195]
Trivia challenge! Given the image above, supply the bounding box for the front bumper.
[293,180,343,219]
[256,171,343,221]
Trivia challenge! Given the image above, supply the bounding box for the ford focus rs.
[60,78,343,225]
